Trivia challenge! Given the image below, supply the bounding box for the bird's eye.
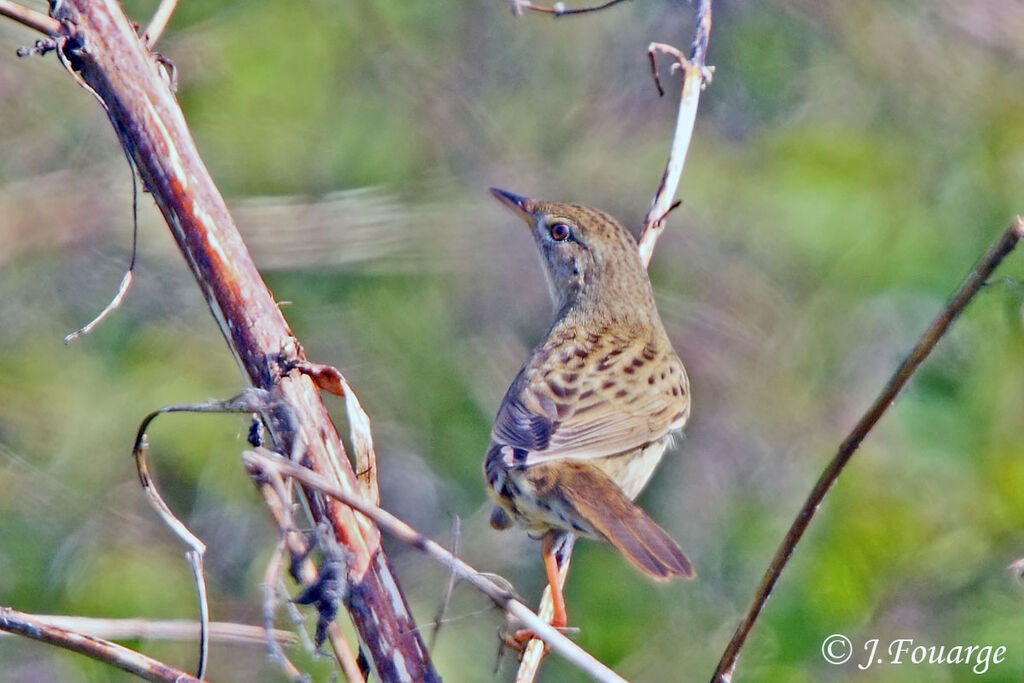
[549,222,571,241]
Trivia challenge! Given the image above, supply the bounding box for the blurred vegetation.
[2,0,1023,681]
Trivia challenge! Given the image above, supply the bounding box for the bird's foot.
[502,621,577,655]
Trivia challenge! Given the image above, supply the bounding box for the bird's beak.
[489,187,536,224]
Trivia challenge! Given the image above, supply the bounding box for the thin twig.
[133,426,209,679]
[638,0,713,267]
[262,541,308,682]
[0,607,201,683]
[141,0,178,49]
[511,0,631,18]
[0,0,61,36]
[428,516,462,652]
[65,146,140,344]
[63,270,134,343]
[516,3,713,681]
[243,449,629,683]
[712,217,1024,682]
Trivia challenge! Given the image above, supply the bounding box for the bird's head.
[490,188,649,317]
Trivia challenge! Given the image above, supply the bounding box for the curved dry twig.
[712,217,1024,682]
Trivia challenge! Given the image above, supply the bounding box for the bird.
[484,188,694,632]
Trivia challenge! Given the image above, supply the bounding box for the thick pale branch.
[712,217,1024,682]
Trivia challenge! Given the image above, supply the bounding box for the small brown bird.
[484,188,694,630]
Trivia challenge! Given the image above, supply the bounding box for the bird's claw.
[502,624,577,655]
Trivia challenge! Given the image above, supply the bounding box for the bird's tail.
[531,461,695,580]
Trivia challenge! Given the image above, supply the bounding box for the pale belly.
[590,437,670,500]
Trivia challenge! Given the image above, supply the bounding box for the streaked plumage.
[484,188,694,627]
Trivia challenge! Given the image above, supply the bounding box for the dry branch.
[5,1,438,680]
[712,217,1024,682]
[0,607,201,683]
[0,615,297,648]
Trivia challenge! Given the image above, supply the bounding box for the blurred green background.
[2,0,1023,681]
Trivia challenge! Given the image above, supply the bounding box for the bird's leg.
[504,530,571,653]
[542,530,568,629]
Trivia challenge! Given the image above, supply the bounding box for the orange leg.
[504,531,570,652]
[542,530,568,629]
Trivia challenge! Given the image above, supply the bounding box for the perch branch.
[243,448,629,683]
[514,2,712,681]
[39,1,437,680]
[712,217,1024,682]
[0,607,201,683]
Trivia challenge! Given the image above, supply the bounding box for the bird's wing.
[492,333,689,465]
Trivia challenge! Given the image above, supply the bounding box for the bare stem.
[0,616,297,647]
[141,0,178,49]
[0,0,60,36]
[0,607,201,683]
[711,217,1024,682]
[638,0,713,266]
